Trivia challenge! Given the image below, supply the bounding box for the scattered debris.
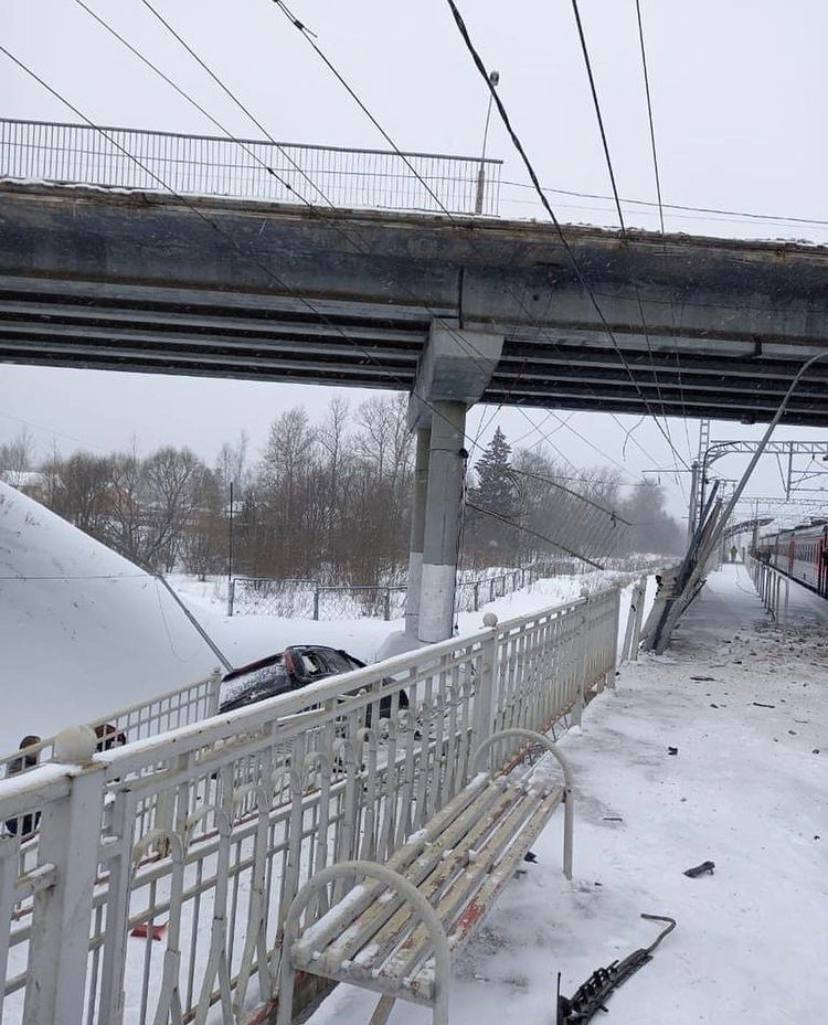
[667,746,678,755]
[602,816,623,822]
[753,702,775,709]
[710,703,719,709]
[557,914,676,1025]
[523,851,538,863]
[690,675,715,681]
[683,860,715,878]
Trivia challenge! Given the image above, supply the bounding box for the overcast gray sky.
[3,0,828,526]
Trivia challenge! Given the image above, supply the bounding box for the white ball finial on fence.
[482,612,498,628]
[53,725,97,765]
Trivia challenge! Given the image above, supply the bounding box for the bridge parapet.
[0,117,502,216]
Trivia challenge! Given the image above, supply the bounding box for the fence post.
[621,584,638,664]
[471,613,498,771]
[208,666,223,716]
[383,588,391,622]
[24,727,104,1025]
[571,604,588,726]
[227,578,235,617]
[607,586,622,687]
[473,581,480,612]
[313,584,320,621]
[631,576,647,660]
[783,577,789,636]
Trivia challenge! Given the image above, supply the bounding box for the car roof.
[222,651,284,682]
[221,644,356,682]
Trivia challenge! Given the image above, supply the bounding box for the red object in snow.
[130,922,167,941]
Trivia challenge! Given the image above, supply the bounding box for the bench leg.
[369,995,396,1025]
[572,684,584,726]
[563,788,574,881]
[276,953,296,1025]
[280,861,452,1025]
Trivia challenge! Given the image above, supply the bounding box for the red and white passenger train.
[754,521,828,597]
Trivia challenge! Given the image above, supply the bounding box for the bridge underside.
[1,181,828,425]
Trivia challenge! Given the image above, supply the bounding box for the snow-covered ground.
[302,563,828,1025]
[1,479,648,756]
[173,567,641,670]
[11,486,821,1023]
[0,483,219,753]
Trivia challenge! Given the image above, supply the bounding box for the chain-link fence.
[225,577,317,617]
[229,565,556,619]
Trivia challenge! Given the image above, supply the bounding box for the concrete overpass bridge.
[2,180,828,427]
[3,120,828,644]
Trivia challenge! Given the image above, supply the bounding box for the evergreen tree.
[464,427,519,564]
[474,427,516,517]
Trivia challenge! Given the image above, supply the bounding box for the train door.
[819,529,828,597]
[787,536,795,577]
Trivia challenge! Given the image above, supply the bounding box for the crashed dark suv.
[218,644,408,723]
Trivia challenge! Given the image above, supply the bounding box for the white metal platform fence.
[0,670,222,778]
[746,555,790,629]
[0,119,502,216]
[0,586,623,1025]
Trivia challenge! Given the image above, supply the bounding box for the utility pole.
[228,480,234,586]
[687,461,699,542]
[474,70,499,215]
[696,418,711,535]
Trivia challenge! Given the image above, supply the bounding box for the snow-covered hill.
[0,482,219,754]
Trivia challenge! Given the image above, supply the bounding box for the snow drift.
[0,482,219,754]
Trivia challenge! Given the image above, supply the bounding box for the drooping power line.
[442,1,691,478]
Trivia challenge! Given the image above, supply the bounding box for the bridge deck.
[2,181,828,425]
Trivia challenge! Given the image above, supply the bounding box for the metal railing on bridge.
[0,588,623,1025]
[0,118,503,216]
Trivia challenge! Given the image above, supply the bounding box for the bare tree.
[55,452,113,536]
[0,427,37,484]
[142,447,201,572]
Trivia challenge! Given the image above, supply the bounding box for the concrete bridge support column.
[418,401,467,643]
[405,426,431,637]
[409,321,504,644]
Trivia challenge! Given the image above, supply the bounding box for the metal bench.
[277,727,574,1025]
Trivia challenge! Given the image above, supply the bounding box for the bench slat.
[341,786,529,974]
[293,772,492,960]
[376,787,561,984]
[307,782,513,973]
[280,727,576,1025]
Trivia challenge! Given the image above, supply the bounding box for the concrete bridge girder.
[2,183,828,426]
